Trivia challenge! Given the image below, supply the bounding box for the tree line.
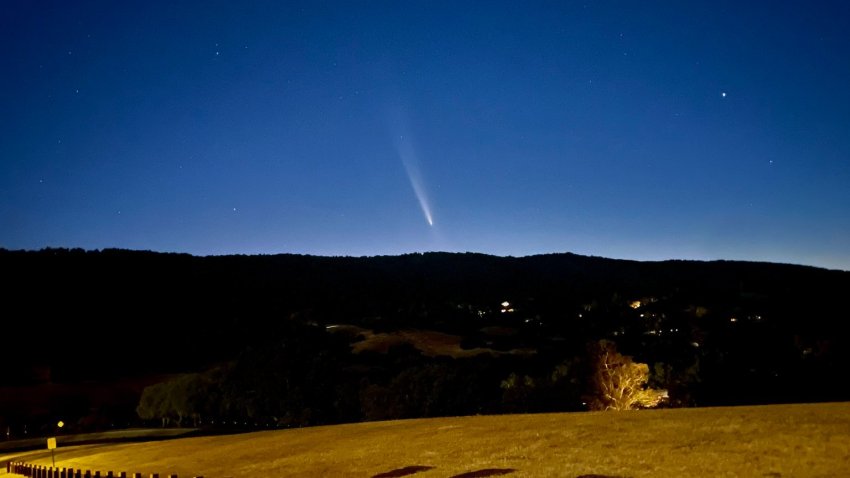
[1,247,848,433]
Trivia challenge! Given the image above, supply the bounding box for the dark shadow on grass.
[576,474,629,478]
[372,465,436,477]
[449,469,516,478]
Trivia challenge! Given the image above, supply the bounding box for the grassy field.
[0,428,197,453]
[329,325,533,358]
[4,402,849,477]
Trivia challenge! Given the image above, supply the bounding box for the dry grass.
[350,329,494,357]
[341,327,532,358]
[6,402,850,477]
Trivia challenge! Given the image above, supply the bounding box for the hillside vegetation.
[7,403,850,478]
[3,248,850,435]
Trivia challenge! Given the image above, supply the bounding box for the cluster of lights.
[500,301,515,313]
[645,328,680,336]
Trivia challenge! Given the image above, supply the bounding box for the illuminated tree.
[587,341,667,411]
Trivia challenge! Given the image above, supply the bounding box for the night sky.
[2,2,849,270]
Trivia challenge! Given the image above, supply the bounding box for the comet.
[397,135,434,227]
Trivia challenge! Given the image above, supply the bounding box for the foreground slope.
[7,403,850,477]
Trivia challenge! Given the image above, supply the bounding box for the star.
[721,92,727,97]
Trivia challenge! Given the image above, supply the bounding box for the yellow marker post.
[47,437,57,467]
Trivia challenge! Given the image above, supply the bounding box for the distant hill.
[2,247,850,432]
[1,247,848,382]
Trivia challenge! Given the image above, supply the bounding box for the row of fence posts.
[6,462,203,478]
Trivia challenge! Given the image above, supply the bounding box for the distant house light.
[629,300,642,309]
[501,301,510,308]
[730,317,738,323]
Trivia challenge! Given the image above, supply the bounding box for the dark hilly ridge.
[0,249,850,424]
[3,248,850,434]
[2,247,847,383]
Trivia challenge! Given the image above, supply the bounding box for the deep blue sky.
[2,1,849,269]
